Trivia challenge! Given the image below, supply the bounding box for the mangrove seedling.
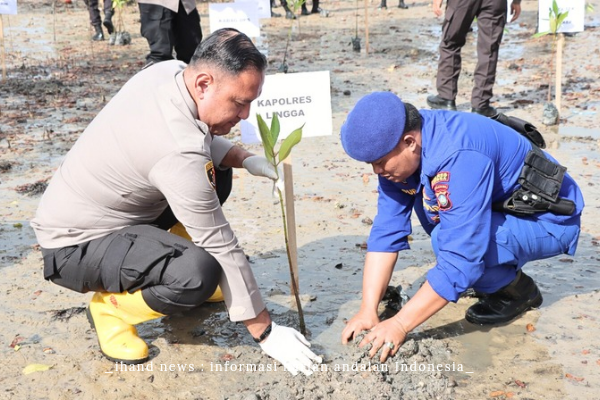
[256,113,306,335]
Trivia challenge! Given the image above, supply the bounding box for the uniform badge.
[435,187,452,211]
[205,161,216,191]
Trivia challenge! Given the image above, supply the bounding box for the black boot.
[92,24,104,41]
[426,94,457,110]
[378,0,387,9]
[103,9,114,35]
[301,3,310,15]
[398,0,408,9]
[311,0,321,13]
[465,271,543,326]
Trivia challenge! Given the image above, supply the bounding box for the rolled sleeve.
[211,136,235,170]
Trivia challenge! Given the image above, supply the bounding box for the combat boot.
[103,9,115,35]
[311,0,321,13]
[92,24,104,41]
[398,0,408,9]
[378,0,387,9]
[87,291,165,364]
[301,3,310,15]
[465,271,543,326]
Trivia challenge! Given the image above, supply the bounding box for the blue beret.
[341,92,406,162]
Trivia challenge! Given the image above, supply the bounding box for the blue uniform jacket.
[367,110,584,302]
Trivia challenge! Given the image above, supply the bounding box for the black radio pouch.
[491,115,575,216]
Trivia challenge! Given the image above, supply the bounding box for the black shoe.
[378,0,387,8]
[426,94,456,110]
[285,10,296,19]
[301,6,310,15]
[103,19,114,35]
[398,0,408,9]
[92,25,104,41]
[465,271,543,326]
[271,10,282,17]
[471,105,498,118]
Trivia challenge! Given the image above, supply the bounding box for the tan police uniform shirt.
[31,60,265,322]
[136,0,197,14]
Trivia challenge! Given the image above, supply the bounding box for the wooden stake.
[364,0,369,54]
[555,33,564,114]
[283,159,299,295]
[0,15,6,81]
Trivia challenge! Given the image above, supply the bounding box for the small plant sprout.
[279,0,307,73]
[256,113,306,335]
[533,0,569,105]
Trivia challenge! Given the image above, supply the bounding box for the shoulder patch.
[205,161,216,191]
[431,171,450,187]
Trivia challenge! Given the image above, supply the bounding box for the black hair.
[189,28,267,74]
[402,102,422,133]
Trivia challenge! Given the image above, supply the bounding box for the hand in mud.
[341,310,379,344]
[359,316,408,363]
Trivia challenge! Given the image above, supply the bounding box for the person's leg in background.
[427,0,480,110]
[102,0,114,36]
[83,0,105,41]
[172,2,202,64]
[139,3,176,67]
[470,0,507,117]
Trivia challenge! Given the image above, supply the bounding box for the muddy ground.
[1,0,599,399]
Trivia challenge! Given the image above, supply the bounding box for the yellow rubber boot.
[87,291,164,364]
[169,221,224,303]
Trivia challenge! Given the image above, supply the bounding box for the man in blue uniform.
[339,92,584,362]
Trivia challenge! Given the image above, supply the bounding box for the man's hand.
[242,155,284,192]
[510,2,521,22]
[432,0,444,17]
[341,310,380,345]
[359,316,409,362]
[259,322,323,376]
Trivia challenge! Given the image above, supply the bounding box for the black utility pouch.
[519,148,566,202]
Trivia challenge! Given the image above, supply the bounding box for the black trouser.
[83,0,112,27]
[138,1,202,64]
[41,169,232,315]
[436,0,507,108]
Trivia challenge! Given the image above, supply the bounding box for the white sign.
[538,0,585,33]
[0,0,17,15]
[241,71,333,144]
[237,0,271,19]
[209,3,260,38]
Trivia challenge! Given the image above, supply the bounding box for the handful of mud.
[226,332,457,400]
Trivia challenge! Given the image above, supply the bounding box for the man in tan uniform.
[31,28,322,376]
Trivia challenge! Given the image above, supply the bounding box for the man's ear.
[194,72,213,99]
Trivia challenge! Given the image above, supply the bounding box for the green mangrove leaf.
[557,12,569,28]
[552,0,559,17]
[533,31,550,38]
[278,125,304,164]
[257,114,275,164]
[271,113,281,144]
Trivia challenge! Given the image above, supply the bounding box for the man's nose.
[239,104,251,120]
[371,164,382,175]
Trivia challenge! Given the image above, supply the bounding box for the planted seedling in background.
[279,0,306,73]
[533,0,569,124]
[256,113,306,335]
[110,0,132,46]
